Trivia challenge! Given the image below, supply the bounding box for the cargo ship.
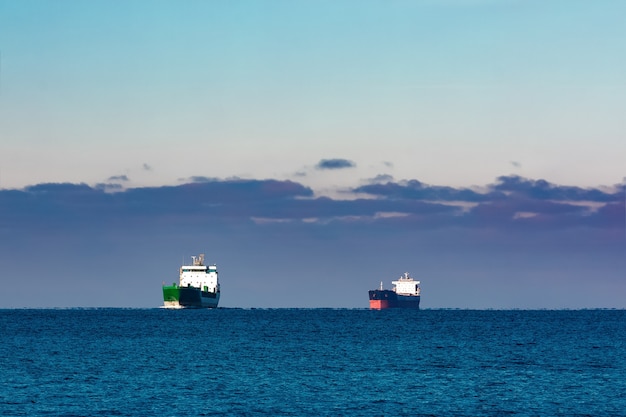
[369,272,420,309]
[162,254,220,308]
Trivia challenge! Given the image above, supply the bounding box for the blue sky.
[0,0,624,308]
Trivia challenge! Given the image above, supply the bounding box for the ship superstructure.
[369,272,420,309]
[162,254,220,308]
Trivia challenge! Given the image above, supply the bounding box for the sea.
[1,309,625,416]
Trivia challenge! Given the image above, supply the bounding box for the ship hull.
[162,285,220,309]
[369,290,420,309]
[395,294,421,309]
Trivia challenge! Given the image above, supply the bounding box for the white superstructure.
[392,272,421,296]
[179,254,220,293]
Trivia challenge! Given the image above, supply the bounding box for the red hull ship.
[369,272,421,309]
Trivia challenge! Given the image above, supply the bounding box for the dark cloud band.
[0,176,622,233]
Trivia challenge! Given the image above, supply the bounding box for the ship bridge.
[179,254,219,293]
[392,272,421,296]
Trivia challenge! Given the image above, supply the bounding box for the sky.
[0,0,624,308]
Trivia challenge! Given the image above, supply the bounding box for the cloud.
[184,176,220,183]
[366,174,394,184]
[493,175,621,202]
[315,158,356,170]
[108,175,129,182]
[0,175,622,235]
[353,179,497,202]
[348,175,626,231]
[95,183,124,192]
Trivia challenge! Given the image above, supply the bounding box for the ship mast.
[191,254,205,266]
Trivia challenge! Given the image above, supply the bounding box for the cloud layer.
[2,175,620,231]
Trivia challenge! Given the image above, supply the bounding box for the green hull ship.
[162,254,220,308]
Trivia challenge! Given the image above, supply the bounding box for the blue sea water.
[1,309,625,416]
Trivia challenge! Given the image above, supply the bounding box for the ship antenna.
[380,281,383,290]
